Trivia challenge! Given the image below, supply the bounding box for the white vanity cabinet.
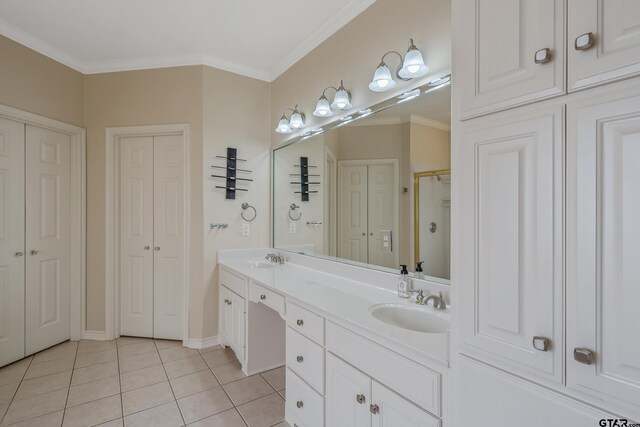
[218,269,247,361]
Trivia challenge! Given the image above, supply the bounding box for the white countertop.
[218,255,450,368]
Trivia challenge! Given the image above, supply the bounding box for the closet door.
[25,125,71,355]
[0,117,25,367]
[120,136,154,337]
[367,163,396,269]
[152,135,184,340]
[338,164,368,263]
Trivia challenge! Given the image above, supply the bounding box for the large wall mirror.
[273,76,451,284]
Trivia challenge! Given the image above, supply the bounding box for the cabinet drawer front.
[250,282,285,317]
[219,267,246,298]
[286,327,325,394]
[326,322,441,416]
[287,302,325,345]
[286,368,324,427]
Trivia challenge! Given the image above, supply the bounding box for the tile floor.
[0,338,290,427]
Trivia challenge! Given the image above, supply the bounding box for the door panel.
[460,106,563,383]
[326,353,370,427]
[460,0,565,118]
[339,164,368,263]
[0,117,25,367]
[567,90,640,419]
[371,381,439,427]
[568,0,640,90]
[25,125,71,355]
[229,291,245,361]
[152,135,184,340]
[367,164,396,269]
[120,136,154,337]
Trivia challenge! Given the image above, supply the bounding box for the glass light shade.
[369,63,397,92]
[275,116,292,134]
[399,47,429,79]
[289,111,305,129]
[313,96,333,117]
[331,88,352,110]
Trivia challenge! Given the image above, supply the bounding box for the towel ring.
[241,203,257,222]
[289,203,302,221]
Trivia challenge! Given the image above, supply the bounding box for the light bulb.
[331,84,352,110]
[369,63,397,92]
[399,40,429,79]
[289,110,305,129]
[313,96,333,117]
[275,115,292,134]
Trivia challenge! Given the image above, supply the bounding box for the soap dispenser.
[415,261,424,280]
[398,265,411,298]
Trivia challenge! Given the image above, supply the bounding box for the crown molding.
[409,114,451,131]
[348,114,450,130]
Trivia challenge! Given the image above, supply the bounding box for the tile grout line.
[59,341,79,427]
[0,354,34,425]
[116,339,125,426]
[153,339,187,427]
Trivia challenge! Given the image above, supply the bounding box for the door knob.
[30,250,38,255]
[575,32,595,51]
[296,319,304,326]
[296,400,304,408]
[356,394,366,404]
[15,251,24,257]
[154,246,160,251]
[144,246,150,250]
[534,48,552,64]
[574,348,595,365]
[370,404,379,414]
[260,294,266,300]
[296,355,303,363]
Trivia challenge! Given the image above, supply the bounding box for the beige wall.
[271,0,451,147]
[0,35,84,126]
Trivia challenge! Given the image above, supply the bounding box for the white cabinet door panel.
[567,88,640,420]
[371,381,439,427]
[229,290,245,361]
[25,125,71,355]
[338,164,368,263]
[460,105,563,383]
[0,117,25,367]
[326,353,370,427]
[568,0,640,91]
[120,136,154,338]
[460,0,565,118]
[152,135,184,340]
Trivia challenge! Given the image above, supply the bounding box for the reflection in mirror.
[273,80,451,284]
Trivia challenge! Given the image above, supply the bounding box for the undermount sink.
[369,304,449,333]
[242,260,276,269]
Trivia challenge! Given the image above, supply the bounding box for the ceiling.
[0,0,375,81]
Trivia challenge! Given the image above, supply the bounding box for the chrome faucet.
[416,291,447,310]
[265,253,286,264]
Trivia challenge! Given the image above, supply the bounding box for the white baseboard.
[82,330,108,341]
[187,336,219,350]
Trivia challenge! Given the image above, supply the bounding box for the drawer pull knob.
[356,394,365,404]
[532,336,551,352]
[574,347,595,365]
[370,404,379,414]
[15,251,24,257]
[260,294,266,300]
[296,355,304,363]
[296,400,304,408]
[296,319,304,326]
[534,48,552,64]
[575,32,595,51]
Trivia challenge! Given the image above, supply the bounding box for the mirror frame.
[271,74,451,277]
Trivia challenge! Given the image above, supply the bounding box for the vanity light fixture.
[369,39,429,92]
[275,105,306,134]
[313,80,353,117]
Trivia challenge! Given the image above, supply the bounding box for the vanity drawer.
[286,302,325,345]
[286,327,325,394]
[219,267,247,298]
[286,368,324,427]
[250,282,285,317]
[326,322,441,416]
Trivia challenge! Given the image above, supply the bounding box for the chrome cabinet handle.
[144,246,150,250]
[296,355,303,363]
[30,250,38,255]
[356,394,365,404]
[532,336,551,352]
[296,400,304,408]
[296,319,304,326]
[574,348,595,365]
[534,48,552,64]
[15,251,24,257]
[260,294,266,300]
[575,32,595,51]
[154,246,160,251]
[370,404,379,414]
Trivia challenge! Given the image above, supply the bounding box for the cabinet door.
[219,285,231,344]
[568,0,640,91]
[459,0,565,118]
[370,381,439,427]
[326,353,370,427]
[229,291,245,360]
[0,117,25,367]
[567,88,640,420]
[459,105,563,383]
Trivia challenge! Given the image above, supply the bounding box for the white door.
[218,285,231,345]
[460,0,565,118]
[338,164,368,263]
[367,163,396,269]
[120,136,154,337]
[459,105,564,384]
[152,135,184,340]
[326,354,370,427]
[568,0,640,91]
[567,89,640,420]
[0,117,25,367]
[370,381,439,427]
[25,125,71,355]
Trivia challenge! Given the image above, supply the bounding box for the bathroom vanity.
[218,249,450,427]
